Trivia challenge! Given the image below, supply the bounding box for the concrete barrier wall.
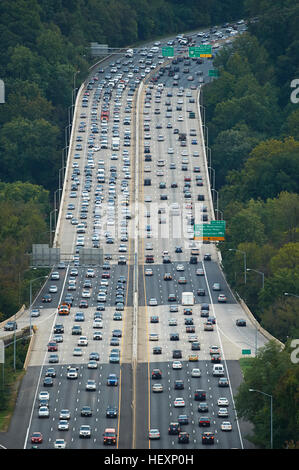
[0,305,25,330]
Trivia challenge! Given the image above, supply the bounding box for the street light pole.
[284,292,299,299]
[247,268,264,289]
[229,248,247,284]
[249,388,273,449]
[29,275,48,336]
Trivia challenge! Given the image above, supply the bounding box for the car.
[194,389,206,401]
[38,406,49,418]
[4,321,17,331]
[89,352,100,361]
[164,273,172,280]
[31,432,43,443]
[49,285,58,293]
[197,289,205,296]
[45,367,56,378]
[42,294,52,303]
[149,298,158,306]
[218,294,227,303]
[236,319,246,326]
[168,422,181,435]
[106,406,118,418]
[191,342,201,351]
[152,369,162,379]
[107,374,118,386]
[174,380,184,390]
[218,377,229,387]
[79,425,91,438]
[204,322,214,331]
[172,361,182,369]
[217,397,229,406]
[170,333,179,341]
[198,416,211,427]
[58,420,69,431]
[221,421,232,431]
[218,407,229,417]
[67,367,78,379]
[177,414,189,425]
[149,333,159,341]
[72,325,82,335]
[152,383,163,393]
[73,347,82,356]
[85,379,96,391]
[54,439,66,448]
[81,406,92,417]
[211,353,221,363]
[202,431,214,445]
[59,409,70,420]
[191,368,201,377]
[153,346,162,355]
[176,264,185,271]
[43,376,53,387]
[174,398,185,407]
[168,293,177,301]
[188,354,199,362]
[204,253,211,261]
[178,431,190,443]
[149,429,160,439]
[31,308,40,317]
[47,341,58,352]
[78,336,88,346]
[103,428,117,445]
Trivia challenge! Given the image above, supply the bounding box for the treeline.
[0,0,246,318]
[203,0,299,447]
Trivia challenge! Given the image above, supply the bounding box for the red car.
[31,432,43,443]
[47,341,58,352]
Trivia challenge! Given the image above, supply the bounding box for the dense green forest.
[0,0,245,317]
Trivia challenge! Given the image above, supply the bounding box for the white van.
[212,364,224,376]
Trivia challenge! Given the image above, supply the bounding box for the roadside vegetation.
[203,0,299,447]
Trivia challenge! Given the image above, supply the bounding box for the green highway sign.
[194,222,225,240]
[242,349,251,355]
[162,47,174,57]
[189,45,212,58]
[209,69,219,77]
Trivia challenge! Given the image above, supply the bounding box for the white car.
[49,285,58,293]
[86,379,96,391]
[174,398,185,407]
[79,425,91,438]
[152,383,163,392]
[168,319,177,326]
[191,368,201,377]
[176,264,185,271]
[58,420,69,431]
[149,334,159,341]
[217,397,229,406]
[81,290,91,298]
[172,361,182,369]
[59,410,70,420]
[149,298,158,306]
[221,421,232,431]
[149,429,160,439]
[67,367,78,379]
[78,336,88,346]
[38,406,49,418]
[218,408,229,417]
[54,439,66,448]
[38,391,49,401]
[73,347,83,356]
[87,360,98,369]
[93,320,103,328]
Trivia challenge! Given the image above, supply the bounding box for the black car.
[236,319,246,326]
[178,432,190,443]
[152,369,162,379]
[172,350,182,358]
[202,432,214,445]
[106,406,118,418]
[45,368,56,378]
[175,246,182,253]
[198,416,211,427]
[203,254,211,261]
[170,333,179,341]
[81,406,92,417]
[174,380,184,390]
[168,422,181,435]
[153,346,162,355]
[194,389,206,401]
[184,318,194,325]
[197,289,205,296]
[54,324,64,334]
[191,342,201,351]
[198,402,209,413]
[43,377,53,387]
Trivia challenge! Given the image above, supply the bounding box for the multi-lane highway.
[1,22,268,450]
